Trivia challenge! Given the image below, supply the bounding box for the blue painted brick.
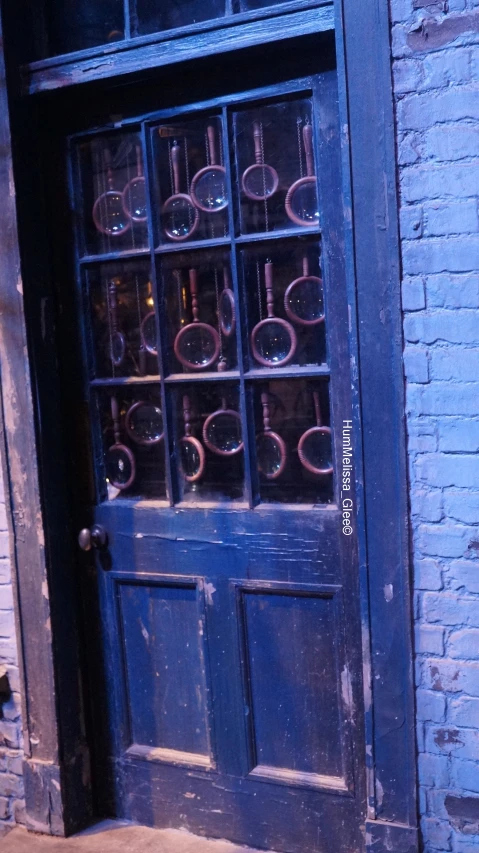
[401,163,479,203]
[422,657,479,695]
[417,524,472,557]
[443,490,479,525]
[424,200,479,237]
[438,421,479,452]
[448,561,479,595]
[394,58,422,93]
[452,758,479,794]
[398,87,479,131]
[423,593,479,626]
[427,726,479,761]
[449,629,479,660]
[417,689,447,723]
[426,274,479,310]
[417,455,479,487]
[415,558,443,589]
[418,752,450,788]
[404,346,430,382]
[416,624,445,654]
[404,311,479,345]
[421,125,479,163]
[411,491,443,523]
[430,349,479,382]
[403,236,479,275]
[421,816,452,850]
[422,47,471,89]
[402,277,426,310]
[401,205,424,239]
[450,697,479,729]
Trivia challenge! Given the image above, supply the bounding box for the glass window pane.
[45,0,124,56]
[97,388,167,501]
[171,383,245,504]
[240,242,326,372]
[159,249,237,376]
[78,132,149,257]
[252,379,334,505]
[233,98,319,236]
[134,0,225,37]
[87,261,159,380]
[154,117,229,246]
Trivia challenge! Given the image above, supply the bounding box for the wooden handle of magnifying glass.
[109,281,119,333]
[183,395,192,436]
[261,392,271,432]
[302,255,310,277]
[171,142,181,194]
[207,125,217,166]
[265,261,274,319]
[136,144,143,178]
[303,124,314,177]
[253,121,263,165]
[223,265,231,289]
[313,390,322,427]
[104,148,114,190]
[189,269,199,322]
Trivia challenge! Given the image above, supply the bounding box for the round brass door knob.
[78,525,108,551]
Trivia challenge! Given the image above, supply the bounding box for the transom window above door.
[75,87,338,508]
[37,0,307,58]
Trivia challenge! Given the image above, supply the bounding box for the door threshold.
[0,820,266,853]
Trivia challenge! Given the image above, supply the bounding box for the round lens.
[128,403,163,445]
[111,332,125,366]
[194,170,227,211]
[219,291,234,335]
[181,439,201,479]
[141,313,157,354]
[286,278,324,323]
[302,430,333,472]
[253,321,293,364]
[96,192,130,235]
[106,445,134,488]
[124,178,147,221]
[244,165,277,199]
[206,413,242,454]
[177,325,218,368]
[163,197,196,239]
[257,433,283,478]
[291,183,319,225]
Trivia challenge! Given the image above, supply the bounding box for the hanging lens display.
[202,399,243,456]
[174,268,220,370]
[92,148,131,237]
[162,141,200,241]
[190,125,227,213]
[285,123,319,228]
[241,121,279,202]
[125,400,164,446]
[284,256,324,326]
[250,261,296,367]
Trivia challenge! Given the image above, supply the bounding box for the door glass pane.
[87,261,159,380]
[154,117,229,246]
[45,0,124,56]
[78,132,149,257]
[97,388,167,501]
[241,242,326,372]
[251,379,333,505]
[171,383,245,504]
[159,250,237,376]
[233,98,319,236]
[134,0,225,37]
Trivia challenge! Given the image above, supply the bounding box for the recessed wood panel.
[118,581,211,760]
[239,586,346,788]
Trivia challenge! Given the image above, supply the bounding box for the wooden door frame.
[0,1,418,850]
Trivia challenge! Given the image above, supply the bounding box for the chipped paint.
[204,582,216,606]
[383,583,393,603]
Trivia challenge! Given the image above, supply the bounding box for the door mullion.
[221,105,257,508]
[141,121,177,505]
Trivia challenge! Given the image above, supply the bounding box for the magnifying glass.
[174,268,220,370]
[285,123,319,228]
[256,391,287,479]
[140,311,157,356]
[298,390,333,475]
[125,400,164,446]
[218,266,236,338]
[284,255,325,326]
[107,280,126,367]
[93,148,131,237]
[122,144,147,223]
[190,125,228,213]
[202,397,243,456]
[180,395,205,483]
[105,396,136,490]
[162,141,200,242]
[251,261,297,367]
[241,121,279,202]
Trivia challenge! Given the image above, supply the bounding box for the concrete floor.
[0,821,255,853]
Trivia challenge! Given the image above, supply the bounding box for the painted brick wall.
[0,457,25,834]
[390,1,479,850]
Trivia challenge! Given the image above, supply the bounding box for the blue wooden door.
[74,63,366,853]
